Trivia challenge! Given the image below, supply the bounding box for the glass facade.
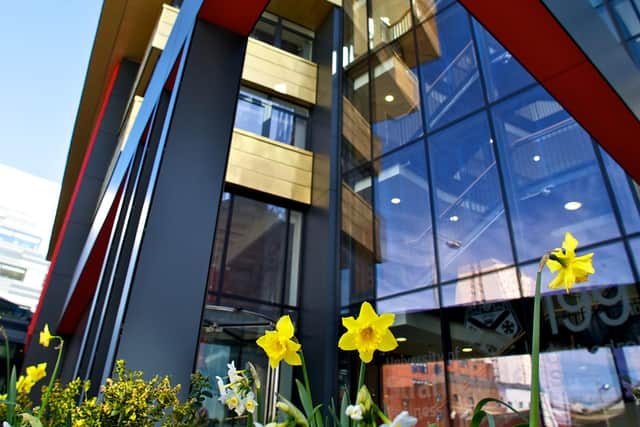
[341,1,640,425]
[234,88,309,148]
[196,192,302,424]
[591,0,640,66]
[250,12,314,60]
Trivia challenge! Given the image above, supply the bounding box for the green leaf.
[295,378,314,419]
[471,397,528,423]
[339,391,350,427]
[65,411,72,427]
[7,366,17,424]
[20,413,44,427]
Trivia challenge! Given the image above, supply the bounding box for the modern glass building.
[24,0,640,426]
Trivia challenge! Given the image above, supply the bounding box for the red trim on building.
[57,184,123,335]
[198,0,269,36]
[459,0,640,181]
[26,63,122,350]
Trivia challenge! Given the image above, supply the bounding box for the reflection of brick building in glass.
[448,359,503,426]
[382,362,447,426]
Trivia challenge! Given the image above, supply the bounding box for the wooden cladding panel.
[242,38,318,105]
[151,4,179,50]
[342,97,372,161]
[342,183,374,252]
[226,129,313,204]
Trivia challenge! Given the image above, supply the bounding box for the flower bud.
[356,385,373,413]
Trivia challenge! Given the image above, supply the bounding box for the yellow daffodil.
[338,301,398,363]
[16,375,35,394]
[256,315,302,368]
[39,324,53,348]
[546,232,595,293]
[26,362,47,383]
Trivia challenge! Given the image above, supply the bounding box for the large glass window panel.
[418,4,485,131]
[342,61,373,172]
[472,20,535,102]
[630,237,640,271]
[412,0,455,24]
[343,0,369,66]
[371,38,424,155]
[600,146,640,234]
[281,27,313,60]
[520,241,634,297]
[449,355,531,426]
[492,86,620,262]
[251,15,278,45]
[369,0,413,51]
[207,192,232,302]
[377,287,439,313]
[284,211,303,306]
[234,90,308,148]
[430,113,514,282]
[221,196,288,304]
[441,267,520,307]
[341,167,376,305]
[234,95,266,136]
[382,309,447,427]
[611,0,640,39]
[373,143,436,298]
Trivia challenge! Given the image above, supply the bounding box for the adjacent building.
[25,0,640,426]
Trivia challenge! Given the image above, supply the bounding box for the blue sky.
[0,1,103,184]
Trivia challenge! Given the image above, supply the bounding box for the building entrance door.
[196,305,280,426]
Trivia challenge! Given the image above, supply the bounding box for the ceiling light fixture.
[391,197,401,204]
[533,155,541,162]
[564,201,582,211]
[396,337,408,342]
[449,215,459,222]
[385,94,395,103]
[461,346,473,353]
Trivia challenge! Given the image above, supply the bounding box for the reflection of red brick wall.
[383,363,447,426]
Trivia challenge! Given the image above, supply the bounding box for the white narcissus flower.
[244,391,257,414]
[380,411,417,427]
[4,422,13,427]
[216,376,227,401]
[345,404,364,421]
[227,361,242,383]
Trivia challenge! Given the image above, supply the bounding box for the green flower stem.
[38,337,64,419]
[374,403,391,425]
[300,351,312,396]
[357,361,365,392]
[2,326,9,393]
[530,255,549,427]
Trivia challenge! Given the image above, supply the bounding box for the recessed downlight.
[461,346,473,353]
[396,337,408,342]
[385,94,395,103]
[391,197,401,204]
[533,155,541,162]
[449,215,459,222]
[564,201,582,211]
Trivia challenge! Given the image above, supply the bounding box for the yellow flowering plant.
[251,304,429,427]
[470,232,595,427]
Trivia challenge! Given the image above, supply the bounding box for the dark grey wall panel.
[299,8,340,406]
[114,20,247,391]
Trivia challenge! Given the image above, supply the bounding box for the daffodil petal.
[358,302,378,324]
[562,268,575,292]
[378,329,398,352]
[358,348,374,364]
[373,313,395,329]
[548,270,565,289]
[546,258,562,272]
[338,332,357,350]
[284,350,302,366]
[276,315,295,339]
[342,316,358,329]
[563,232,578,256]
